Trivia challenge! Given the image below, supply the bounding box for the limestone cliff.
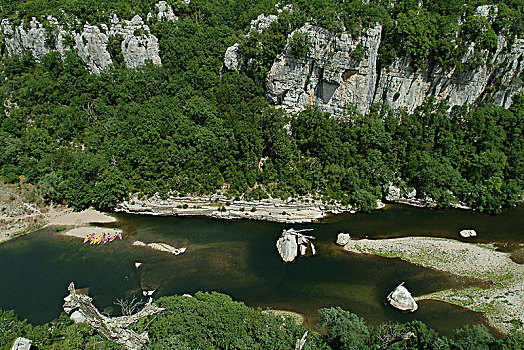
[0,1,177,74]
[225,5,524,115]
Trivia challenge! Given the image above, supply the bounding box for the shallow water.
[0,204,522,336]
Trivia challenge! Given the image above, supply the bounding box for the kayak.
[118,232,123,240]
[91,234,102,245]
[84,233,95,244]
[109,234,118,243]
[97,233,104,245]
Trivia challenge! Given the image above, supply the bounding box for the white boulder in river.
[336,233,350,246]
[387,282,418,312]
[276,228,315,262]
[459,229,477,238]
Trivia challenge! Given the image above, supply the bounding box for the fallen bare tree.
[63,282,165,350]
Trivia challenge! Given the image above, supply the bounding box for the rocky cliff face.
[225,5,524,115]
[0,1,177,74]
[267,24,382,116]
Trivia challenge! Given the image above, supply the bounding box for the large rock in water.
[387,283,418,312]
[336,233,350,246]
[276,231,298,262]
[276,228,316,262]
[459,229,477,238]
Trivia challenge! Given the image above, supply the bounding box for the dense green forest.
[0,0,523,213]
[1,292,523,349]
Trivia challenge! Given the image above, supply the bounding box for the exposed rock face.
[383,182,435,207]
[0,3,169,74]
[373,35,524,112]
[387,282,418,312]
[384,182,402,202]
[147,1,178,22]
[266,23,523,115]
[267,23,382,116]
[224,6,523,115]
[223,43,240,71]
[336,233,350,246]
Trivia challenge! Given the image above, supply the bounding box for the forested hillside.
[1,292,524,349]
[0,0,523,213]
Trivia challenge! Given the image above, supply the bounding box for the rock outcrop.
[459,229,477,238]
[63,282,164,350]
[267,23,382,116]
[133,241,186,255]
[0,1,177,74]
[336,233,350,246]
[10,337,32,350]
[387,282,418,312]
[383,182,431,206]
[224,5,523,115]
[276,228,315,262]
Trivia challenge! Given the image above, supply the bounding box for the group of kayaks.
[83,232,123,245]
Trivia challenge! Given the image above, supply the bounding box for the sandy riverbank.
[47,208,117,226]
[115,193,361,223]
[343,237,524,334]
[49,208,120,240]
[1,204,119,244]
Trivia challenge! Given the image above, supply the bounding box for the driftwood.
[63,282,165,350]
[295,331,308,350]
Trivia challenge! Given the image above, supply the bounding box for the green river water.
[0,204,522,336]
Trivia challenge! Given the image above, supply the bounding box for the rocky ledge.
[116,193,354,224]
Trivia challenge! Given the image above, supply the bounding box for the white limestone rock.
[0,3,166,74]
[261,5,523,116]
[336,233,350,246]
[459,229,477,238]
[276,231,298,262]
[147,1,178,22]
[11,337,32,350]
[267,23,382,116]
[70,310,87,323]
[387,283,418,312]
[224,43,240,71]
[385,182,401,201]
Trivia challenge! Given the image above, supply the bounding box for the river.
[0,204,522,336]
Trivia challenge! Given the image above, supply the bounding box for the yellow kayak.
[84,233,95,243]
[91,234,103,245]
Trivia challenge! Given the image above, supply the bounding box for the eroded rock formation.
[0,1,178,73]
[276,228,315,262]
[387,282,418,312]
[133,240,187,255]
[336,233,350,246]
[63,282,164,350]
[224,5,524,115]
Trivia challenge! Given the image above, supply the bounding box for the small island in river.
[343,236,524,334]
